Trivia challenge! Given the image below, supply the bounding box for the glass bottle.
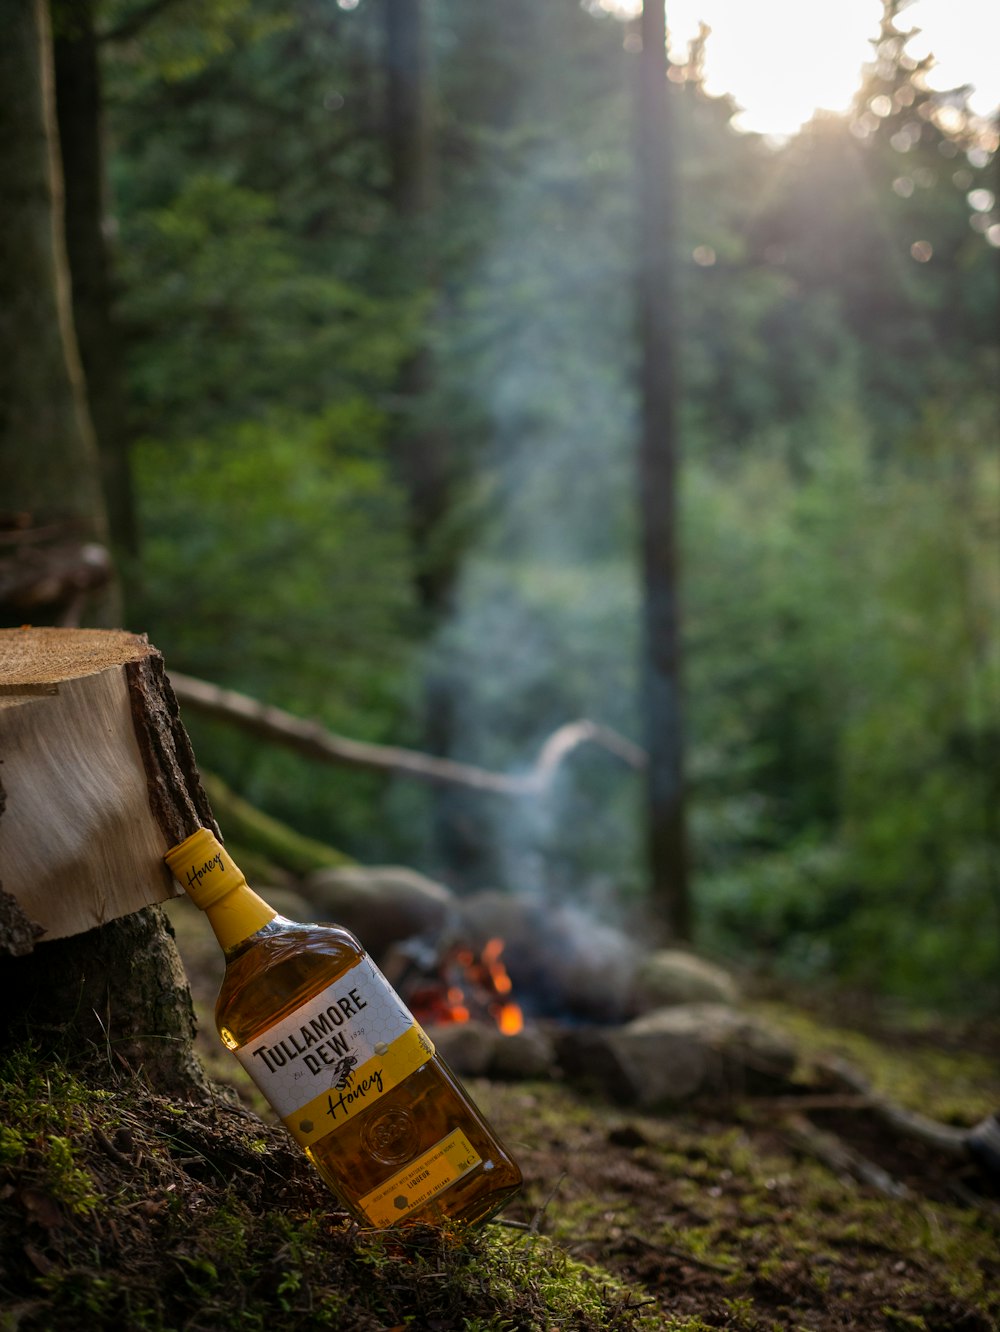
[165,827,522,1229]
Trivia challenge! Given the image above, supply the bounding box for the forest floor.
[1,905,997,1332]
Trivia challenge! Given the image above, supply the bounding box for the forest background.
[26,0,1000,1015]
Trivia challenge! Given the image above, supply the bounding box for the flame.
[481,938,512,992]
[497,1002,524,1036]
[445,987,470,1023]
[405,937,524,1035]
[483,937,524,1035]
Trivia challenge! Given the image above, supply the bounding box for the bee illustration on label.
[332,1053,358,1090]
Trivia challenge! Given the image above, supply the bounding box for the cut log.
[0,626,215,946]
[0,626,217,1094]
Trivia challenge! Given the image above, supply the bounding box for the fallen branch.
[773,1056,1000,1199]
[168,672,646,796]
[782,1112,910,1200]
[813,1055,999,1166]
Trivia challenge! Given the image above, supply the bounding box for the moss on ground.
[2,995,997,1330]
[472,1057,999,1331]
[0,1049,661,1332]
[753,1000,1000,1123]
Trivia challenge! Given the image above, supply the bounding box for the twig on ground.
[530,1172,568,1235]
[782,1111,910,1200]
[627,1232,738,1276]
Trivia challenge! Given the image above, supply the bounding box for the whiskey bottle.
[164,827,522,1229]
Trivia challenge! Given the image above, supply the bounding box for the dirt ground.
[167,898,1000,1330]
[2,902,997,1331]
[476,1070,1000,1330]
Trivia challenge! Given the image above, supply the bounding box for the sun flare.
[597,0,1000,139]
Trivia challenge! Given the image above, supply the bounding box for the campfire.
[394,936,524,1036]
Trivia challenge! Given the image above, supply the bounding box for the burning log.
[387,933,524,1037]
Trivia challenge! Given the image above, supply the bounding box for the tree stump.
[0,627,218,1094]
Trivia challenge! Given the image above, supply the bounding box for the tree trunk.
[3,905,206,1095]
[383,0,470,878]
[635,1,691,940]
[0,0,120,627]
[384,0,451,614]
[0,628,217,1095]
[53,0,138,564]
[385,0,432,221]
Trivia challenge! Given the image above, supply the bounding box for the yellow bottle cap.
[164,828,246,910]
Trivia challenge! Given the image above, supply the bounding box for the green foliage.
[743,0,999,434]
[131,408,420,855]
[101,0,282,84]
[89,0,1000,1005]
[118,174,415,440]
[134,406,414,711]
[689,384,1000,1007]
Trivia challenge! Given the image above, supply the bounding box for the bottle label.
[233,957,435,1148]
[357,1128,482,1226]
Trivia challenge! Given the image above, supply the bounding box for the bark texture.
[0,628,216,1095]
[1,905,206,1096]
[0,0,104,533]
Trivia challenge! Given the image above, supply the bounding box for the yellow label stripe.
[358,1129,481,1226]
[283,1023,434,1147]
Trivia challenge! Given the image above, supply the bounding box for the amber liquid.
[216,916,522,1229]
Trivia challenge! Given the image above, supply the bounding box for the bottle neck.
[163,827,277,953]
[203,883,277,954]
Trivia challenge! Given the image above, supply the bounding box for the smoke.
[428,124,645,918]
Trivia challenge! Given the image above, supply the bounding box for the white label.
[233,957,428,1129]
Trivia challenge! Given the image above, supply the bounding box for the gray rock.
[632,949,739,1011]
[426,1020,498,1076]
[488,1025,557,1081]
[556,1003,799,1108]
[555,1022,709,1107]
[301,865,456,958]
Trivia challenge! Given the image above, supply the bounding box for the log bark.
[3,904,206,1094]
[0,627,217,1094]
[0,628,215,942]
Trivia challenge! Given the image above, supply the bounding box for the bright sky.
[603,0,1000,138]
